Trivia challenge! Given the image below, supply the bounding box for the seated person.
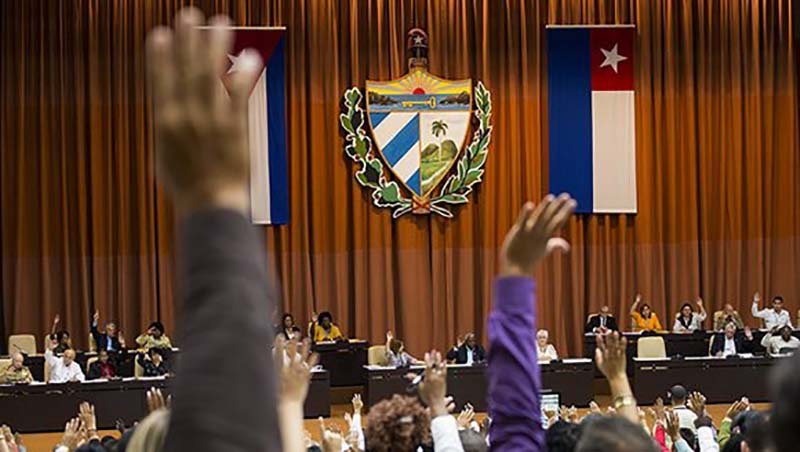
[311,311,345,342]
[45,339,85,383]
[49,314,73,353]
[277,313,302,341]
[136,321,172,351]
[536,329,558,363]
[445,332,486,365]
[585,305,618,333]
[87,349,117,380]
[137,348,170,377]
[91,310,126,353]
[384,331,420,367]
[630,294,663,332]
[761,325,800,355]
[1,352,33,384]
[751,292,792,330]
[713,303,744,331]
[710,321,755,357]
[672,298,707,333]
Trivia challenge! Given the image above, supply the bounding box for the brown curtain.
[1,0,797,357]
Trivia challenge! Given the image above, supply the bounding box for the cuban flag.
[547,25,637,214]
[222,28,289,224]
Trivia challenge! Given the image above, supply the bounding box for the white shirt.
[537,344,558,363]
[672,312,707,333]
[431,415,465,452]
[466,348,474,366]
[722,337,737,357]
[751,303,792,330]
[673,405,698,432]
[45,350,85,383]
[761,334,800,355]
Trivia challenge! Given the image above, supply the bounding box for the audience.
[137,348,170,377]
[384,331,421,367]
[585,305,618,333]
[713,304,744,331]
[45,338,85,383]
[710,321,755,357]
[672,298,707,333]
[1,352,33,384]
[311,312,345,342]
[278,313,303,341]
[87,349,117,380]
[446,333,486,365]
[90,311,126,353]
[630,295,663,332]
[536,329,559,363]
[761,325,800,355]
[751,292,792,330]
[135,321,172,352]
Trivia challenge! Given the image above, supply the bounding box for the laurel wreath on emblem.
[340,82,492,219]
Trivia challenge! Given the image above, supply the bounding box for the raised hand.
[457,403,475,429]
[456,335,465,348]
[754,292,761,304]
[500,194,575,277]
[146,8,263,214]
[351,393,363,414]
[745,326,753,340]
[417,351,448,417]
[567,405,579,423]
[595,332,627,380]
[93,311,100,324]
[343,413,362,452]
[53,315,61,326]
[147,387,170,413]
[386,331,393,343]
[696,297,703,307]
[725,397,750,420]
[688,392,707,418]
[118,334,127,348]
[665,410,680,442]
[78,402,97,434]
[278,339,319,405]
[589,400,601,414]
[319,418,344,452]
[60,418,83,451]
[653,397,666,424]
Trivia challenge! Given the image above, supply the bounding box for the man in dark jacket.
[90,311,125,353]
[585,306,619,333]
[447,333,487,365]
[710,322,755,357]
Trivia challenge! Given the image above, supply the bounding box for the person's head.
[389,338,405,355]
[150,348,164,365]
[733,411,770,452]
[575,416,659,452]
[724,303,735,314]
[465,333,477,349]
[546,420,582,452]
[365,395,431,452]
[780,325,793,342]
[318,312,333,329]
[772,296,784,312]
[725,321,738,339]
[56,330,71,345]
[75,440,107,452]
[282,313,294,329]
[100,435,118,451]
[680,303,693,318]
[147,321,165,338]
[669,385,687,406]
[105,322,117,337]
[721,434,744,452]
[98,349,110,364]
[639,303,652,318]
[63,349,76,366]
[770,352,800,452]
[11,352,24,369]
[458,429,487,452]
[126,408,169,452]
[537,329,549,348]
[600,305,610,316]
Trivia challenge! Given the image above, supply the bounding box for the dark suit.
[90,323,124,353]
[710,333,754,356]
[164,209,281,452]
[446,344,487,364]
[585,314,619,333]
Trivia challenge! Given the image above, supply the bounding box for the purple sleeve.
[488,277,544,452]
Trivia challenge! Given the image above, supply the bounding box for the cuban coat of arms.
[340,29,493,218]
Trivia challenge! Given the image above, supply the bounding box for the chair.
[637,336,666,358]
[85,356,98,374]
[368,345,388,366]
[88,334,97,353]
[134,355,144,377]
[8,334,37,355]
[0,358,11,371]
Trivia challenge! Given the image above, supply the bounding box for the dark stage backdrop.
[1,0,798,356]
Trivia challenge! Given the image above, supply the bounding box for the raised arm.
[751,292,764,318]
[488,195,575,452]
[147,8,281,451]
[630,295,641,316]
[696,297,707,319]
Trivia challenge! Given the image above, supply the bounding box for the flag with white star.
[546,25,637,214]
[220,27,289,225]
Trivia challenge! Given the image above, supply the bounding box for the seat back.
[637,336,666,358]
[85,357,98,374]
[368,345,388,366]
[0,358,11,372]
[88,334,97,353]
[8,334,36,355]
[135,356,144,377]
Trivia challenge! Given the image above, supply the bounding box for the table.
[0,370,330,433]
[364,359,594,411]
[313,340,368,387]
[632,355,783,404]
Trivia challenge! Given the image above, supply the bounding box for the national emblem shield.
[366,70,472,200]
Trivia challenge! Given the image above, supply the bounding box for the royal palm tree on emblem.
[431,120,448,161]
